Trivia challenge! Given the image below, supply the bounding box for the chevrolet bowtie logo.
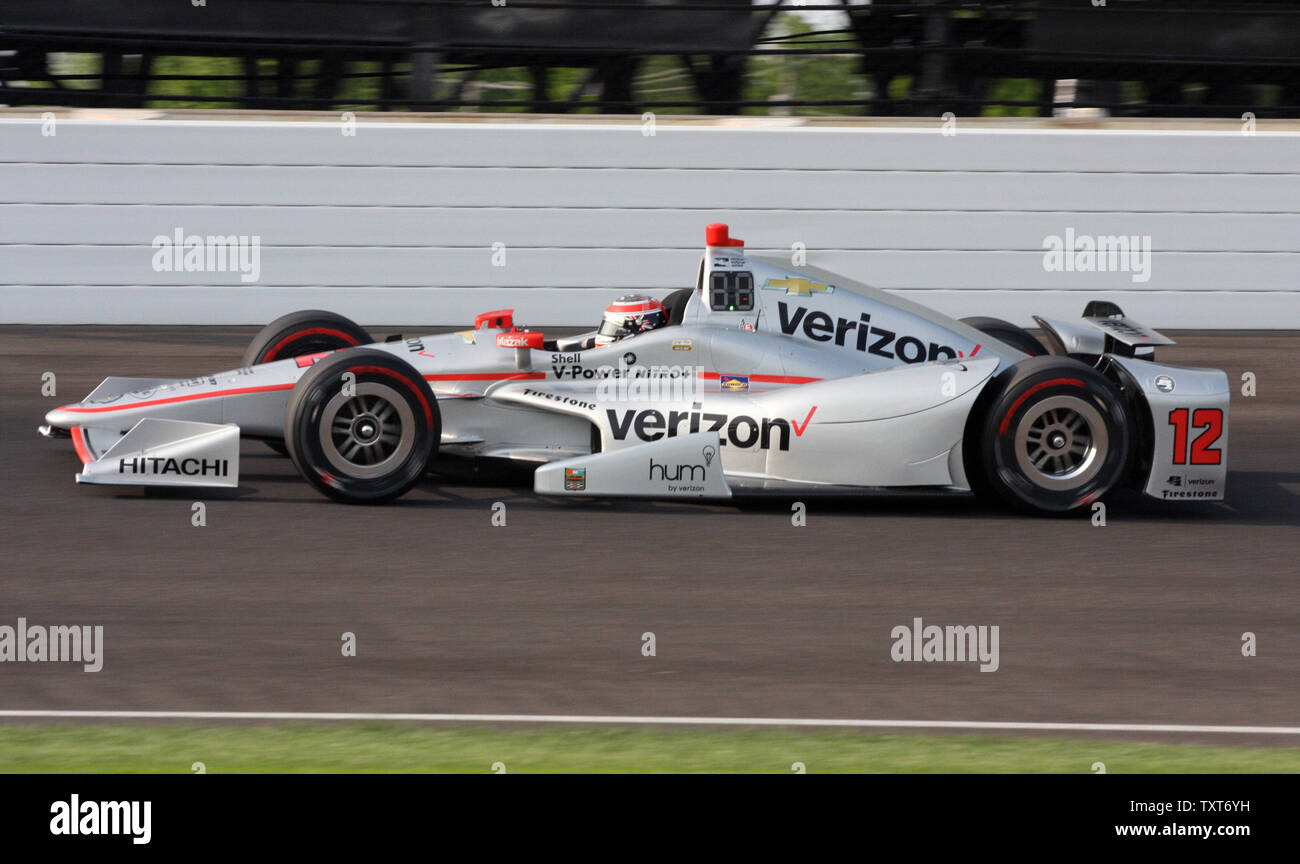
[764,277,835,296]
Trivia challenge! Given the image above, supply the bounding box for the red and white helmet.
[595,294,666,346]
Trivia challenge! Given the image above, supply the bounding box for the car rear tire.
[961,316,1046,357]
[660,287,694,326]
[243,310,373,454]
[970,356,1130,514]
[284,349,439,504]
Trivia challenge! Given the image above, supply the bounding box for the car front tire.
[971,356,1130,514]
[284,349,439,504]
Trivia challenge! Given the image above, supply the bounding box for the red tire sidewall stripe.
[263,328,359,362]
[998,377,1085,436]
[350,364,434,427]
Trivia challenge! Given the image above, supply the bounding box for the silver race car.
[40,223,1229,514]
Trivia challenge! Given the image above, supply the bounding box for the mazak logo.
[777,302,958,362]
[50,795,150,845]
[607,405,816,451]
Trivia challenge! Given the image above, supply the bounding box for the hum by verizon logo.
[50,795,151,845]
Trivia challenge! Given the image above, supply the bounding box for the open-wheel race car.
[41,223,1229,514]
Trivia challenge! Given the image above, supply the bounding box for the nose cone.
[44,397,133,430]
[45,404,81,428]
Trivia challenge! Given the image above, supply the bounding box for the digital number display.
[710,271,754,312]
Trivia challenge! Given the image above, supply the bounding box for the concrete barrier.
[1,111,1295,328]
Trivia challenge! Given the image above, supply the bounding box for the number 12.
[1169,408,1223,465]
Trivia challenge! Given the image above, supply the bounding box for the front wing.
[72,418,240,489]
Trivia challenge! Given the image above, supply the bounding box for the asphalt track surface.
[2,327,1298,744]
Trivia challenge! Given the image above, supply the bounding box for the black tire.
[284,349,439,504]
[660,287,694,326]
[242,309,372,367]
[961,316,1046,357]
[243,310,372,454]
[968,356,1130,514]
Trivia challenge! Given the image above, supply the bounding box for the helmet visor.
[598,317,632,339]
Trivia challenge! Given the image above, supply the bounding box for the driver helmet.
[595,294,666,346]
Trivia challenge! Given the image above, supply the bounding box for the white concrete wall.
[1,113,1296,327]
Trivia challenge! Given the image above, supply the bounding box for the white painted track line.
[1,711,1299,736]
